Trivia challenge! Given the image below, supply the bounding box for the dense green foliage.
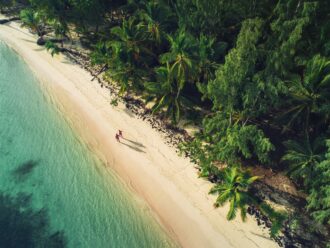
[307,140,330,224]
[20,8,43,36]
[209,166,259,221]
[3,0,330,239]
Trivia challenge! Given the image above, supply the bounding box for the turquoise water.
[0,41,177,248]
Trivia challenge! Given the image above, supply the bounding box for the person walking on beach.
[118,130,123,138]
[115,133,120,142]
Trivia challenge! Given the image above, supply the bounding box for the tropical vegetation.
[1,0,330,243]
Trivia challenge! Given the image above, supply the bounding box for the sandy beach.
[0,20,278,248]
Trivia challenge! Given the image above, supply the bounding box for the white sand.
[0,20,278,248]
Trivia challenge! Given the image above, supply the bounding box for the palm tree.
[144,63,192,123]
[209,166,259,221]
[92,17,154,93]
[49,19,69,47]
[111,16,157,65]
[160,30,199,88]
[197,34,218,83]
[259,203,287,237]
[281,55,330,132]
[45,40,61,57]
[137,1,176,45]
[282,136,325,186]
[20,9,44,39]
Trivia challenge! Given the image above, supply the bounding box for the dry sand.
[0,20,278,248]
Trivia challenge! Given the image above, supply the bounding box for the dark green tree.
[281,55,330,133]
[282,136,325,186]
[20,8,44,37]
[144,63,192,122]
[307,140,330,225]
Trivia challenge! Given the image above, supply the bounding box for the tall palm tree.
[110,17,147,56]
[282,136,325,186]
[49,19,69,47]
[98,17,154,92]
[20,9,44,37]
[144,63,192,123]
[137,1,176,45]
[209,166,259,221]
[160,30,199,89]
[281,55,330,132]
[197,34,218,83]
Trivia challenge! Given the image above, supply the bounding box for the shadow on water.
[12,160,40,180]
[0,192,67,248]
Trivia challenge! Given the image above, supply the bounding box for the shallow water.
[0,41,177,248]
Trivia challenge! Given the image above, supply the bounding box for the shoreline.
[0,20,278,248]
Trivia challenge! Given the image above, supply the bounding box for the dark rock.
[37,37,45,46]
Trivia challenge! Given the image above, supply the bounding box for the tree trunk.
[91,65,108,81]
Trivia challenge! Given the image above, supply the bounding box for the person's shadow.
[120,137,146,153]
[122,138,145,148]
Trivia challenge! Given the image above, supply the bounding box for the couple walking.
[115,130,123,142]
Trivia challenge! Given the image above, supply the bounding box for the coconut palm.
[45,40,61,57]
[49,19,69,47]
[209,166,259,221]
[197,34,218,83]
[98,17,155,92]
[259,202,287,237]
[137,0,176,45]
[282,55,330,132]
[144,63,192,123]
[282,136,325,186]
[110,16,156,65]
[20,9,44,37]
[160,30,199,88]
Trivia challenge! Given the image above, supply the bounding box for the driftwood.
[91,64,108,81]
[49,38,64,44]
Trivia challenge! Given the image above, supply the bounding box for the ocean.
[0,41,177,248]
